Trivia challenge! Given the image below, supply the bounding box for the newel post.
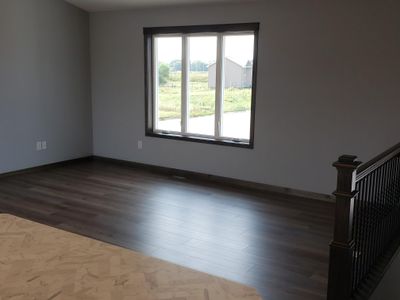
[327,155,362,300]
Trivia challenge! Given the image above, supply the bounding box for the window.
[144,23,259,148]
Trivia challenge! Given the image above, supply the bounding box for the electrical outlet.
[36,141,42,151]
[138,140,143,150]
[42,141,47,150]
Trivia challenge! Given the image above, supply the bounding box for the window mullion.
[181,35,189,134]
[153,37,159,130]
[215,34,225,138]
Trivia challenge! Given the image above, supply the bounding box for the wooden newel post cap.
[338,155,358,163]
[333,155,362,195]
[333,155,362,170]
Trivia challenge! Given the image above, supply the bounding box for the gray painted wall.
[0,0,92,174]
[90,0,400,195]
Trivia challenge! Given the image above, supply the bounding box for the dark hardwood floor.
[0,159,334,300]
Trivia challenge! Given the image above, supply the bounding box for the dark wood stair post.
[327,155,362,300]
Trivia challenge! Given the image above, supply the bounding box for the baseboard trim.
[92,156,334,203]
[0,157,93,179]
[0,155,334,203]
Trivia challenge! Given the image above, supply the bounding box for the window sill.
[145,131,254,149]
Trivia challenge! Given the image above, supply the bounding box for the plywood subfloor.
[0,214,261,300]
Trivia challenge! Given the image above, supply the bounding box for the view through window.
[145,24,258,147]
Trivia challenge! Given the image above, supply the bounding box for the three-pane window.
[144,23,259,148]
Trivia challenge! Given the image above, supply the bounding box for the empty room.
[0,0,399,299]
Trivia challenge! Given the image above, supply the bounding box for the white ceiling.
[64,0,249,12]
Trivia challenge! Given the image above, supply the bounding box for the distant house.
[208,58,253,89]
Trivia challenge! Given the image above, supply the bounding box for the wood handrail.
[356,142,400,181]
[328,142,400,300]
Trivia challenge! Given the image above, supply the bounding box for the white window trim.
[215,33,225,138]
[181,35,189,134]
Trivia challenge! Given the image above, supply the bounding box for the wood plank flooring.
[0,159,335,300]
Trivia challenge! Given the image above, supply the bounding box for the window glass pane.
[222,34,254,140]
[155,36,182,132]
[187,36,217,136]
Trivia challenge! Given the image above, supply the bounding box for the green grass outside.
[158,72,252,120]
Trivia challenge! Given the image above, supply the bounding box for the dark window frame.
[144,23,259,149]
